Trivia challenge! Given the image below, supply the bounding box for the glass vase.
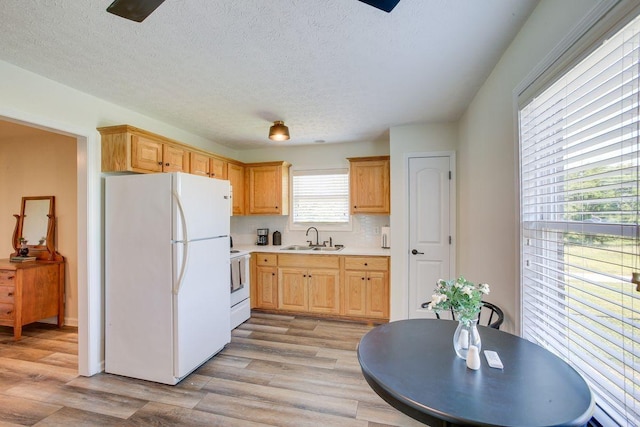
[453,318,481,359]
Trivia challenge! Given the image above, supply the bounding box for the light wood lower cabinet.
[278,254,340,315]
[254,254,278,309]
[344,270,388,318]
[343,256,389,319]
[251,253,388,320]
[227,162,245,216]
[279,267,340,314]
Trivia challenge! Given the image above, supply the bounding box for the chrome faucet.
[306,226,321,246]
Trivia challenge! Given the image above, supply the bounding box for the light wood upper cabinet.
[130,134,189,173]
[190,152,210,177]
[210,157,227,180]
[162,144,189,173]
[130,135,163,172]
[227,162,245,215]
[348,156,390,214]
[246,161,291,215]
[99,126,292,218]
[190,153,227,180]
[100,125,193,174]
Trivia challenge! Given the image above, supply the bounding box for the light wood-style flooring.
[0,313,426,426]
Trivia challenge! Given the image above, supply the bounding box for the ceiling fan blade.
[106,0,166,22]
[357,0,401,13]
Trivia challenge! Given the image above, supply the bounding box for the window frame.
[288,166,352,232]
[517,3,640,425]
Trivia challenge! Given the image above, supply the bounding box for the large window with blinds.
[291,168,349,226]
[519,14,640,427]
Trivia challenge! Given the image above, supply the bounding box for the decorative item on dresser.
[2,195,65,340]
[11,196,63,262]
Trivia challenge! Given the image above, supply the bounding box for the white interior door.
[408,155,453,318]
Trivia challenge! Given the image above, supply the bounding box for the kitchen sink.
[280,245,314,251]
[280,245,344,251]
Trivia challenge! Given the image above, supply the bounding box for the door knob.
[411,249,424,255]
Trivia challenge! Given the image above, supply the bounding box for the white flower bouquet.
[427,276,490,325]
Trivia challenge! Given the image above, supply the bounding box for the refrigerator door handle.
[173,190,190,295]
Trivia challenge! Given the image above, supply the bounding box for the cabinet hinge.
[449,236,452,244]
[449,171,452,180]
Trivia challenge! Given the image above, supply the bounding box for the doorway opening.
[0,115,92,376]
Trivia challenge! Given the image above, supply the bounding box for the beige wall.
[0,120,78,325]
[457,0,600,332]
[388,1,602,331]
[388,122,458,321]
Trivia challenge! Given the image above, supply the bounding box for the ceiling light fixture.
[269,121,290,141]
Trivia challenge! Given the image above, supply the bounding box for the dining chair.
[420,300,505,329]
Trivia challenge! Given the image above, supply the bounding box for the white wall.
[0,59,241,376]
[457,0,600,332]
[388,1,602,331]
[233,140,390,248]
[0,0,605,374]
[388,123,458,321]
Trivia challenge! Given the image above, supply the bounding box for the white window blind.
[520,14,640,427]
[292,169,349,224]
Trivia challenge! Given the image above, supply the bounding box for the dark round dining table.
[357,319,594,427]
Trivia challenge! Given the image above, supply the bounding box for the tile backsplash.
[230,215,390,248]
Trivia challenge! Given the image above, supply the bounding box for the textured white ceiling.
[0,0,538,150]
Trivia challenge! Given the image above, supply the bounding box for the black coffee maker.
[257,228,269,245]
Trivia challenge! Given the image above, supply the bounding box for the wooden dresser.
[0,259,65,340]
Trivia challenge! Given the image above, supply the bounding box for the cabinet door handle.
[165,163,170,166]
[158,161,163,165]
[7,292,13,296]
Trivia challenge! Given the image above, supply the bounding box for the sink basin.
[280,245,344,252]
[280,245,314,251]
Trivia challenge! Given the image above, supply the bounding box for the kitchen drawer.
[343,256,388,271]
[0,270,16,285]
[0,285,15,303]
[278,254,339,269]
[0,302,14,320]
[256,253,278,267]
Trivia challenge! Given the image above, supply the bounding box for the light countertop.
[231,244,390,257]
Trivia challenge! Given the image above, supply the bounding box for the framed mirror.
[12,196,62,261]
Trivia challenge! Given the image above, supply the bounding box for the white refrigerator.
[105,172,231,385]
